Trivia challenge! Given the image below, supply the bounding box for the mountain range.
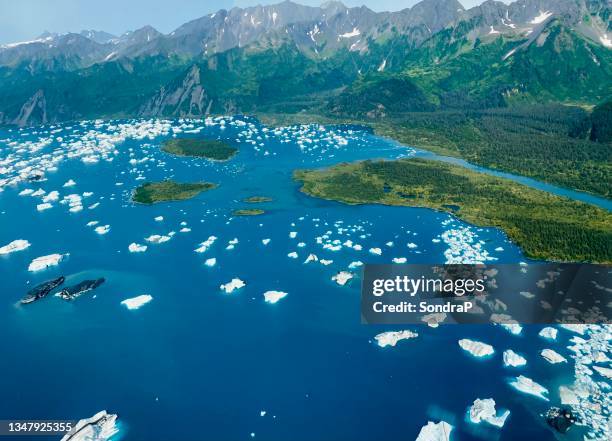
[0,0,610,126]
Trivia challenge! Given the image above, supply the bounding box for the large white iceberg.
[128,243,147,253]
[503,350,527,367]
[121,294,153,310]
[60,410,118,441]
[541,349,567,364]
[263,291,288,304]
[220,278,246,294]
[0,239,30,255]
[374,330,418,347]
[458,339,494,357]
[28,253,66,272]
[509,375,549,400]
[538,327,557,340]
[415,421,452,441]
[332,271,354,286]
[469,398,510,427]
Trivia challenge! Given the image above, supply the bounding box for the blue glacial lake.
[0,116,605,441]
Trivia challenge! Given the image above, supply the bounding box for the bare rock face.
[13,89,47,127]
[139,65,210,117]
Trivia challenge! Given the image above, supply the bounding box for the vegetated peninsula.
[294,158,612,263]
[133,181,217,204]
[162,138,238,161]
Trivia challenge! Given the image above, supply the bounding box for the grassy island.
[162,138,238,161]
[243,196,273,203]
[294,158,612,263]
[133,181,217,204]
[232,209,265,216]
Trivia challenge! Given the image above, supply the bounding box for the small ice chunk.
[154,216,164,222]
[121,294,153,310]
[375,330,418,347]
[287,251,298,259]
[304,253,318,264]
[263,291,288,304]
[220,278,246,294]
[262,238,271,245]
[0,239,30,255]
[204,258,216,267]
[458,339,494,357]
[369,247,382,255]
[94,225,110,235]
[503,350,527,367]
[37,202,53,211]
[146,234,171,244]
[63,179,76,187]
[332,271,353,286]
[128,243,147,253]
[348,261,363,269]
[289,231,297,239]
[541,349,567,364]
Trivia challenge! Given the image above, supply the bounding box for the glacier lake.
[0,116,607,441]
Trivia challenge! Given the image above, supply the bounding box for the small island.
[162,138,238,161]
[133,181,217,204]
[243,196,273,203]
[294,158,612,263]
[232,209,265,216]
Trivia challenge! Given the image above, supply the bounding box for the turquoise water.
[0,117,594,440]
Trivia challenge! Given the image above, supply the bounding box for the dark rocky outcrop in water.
[21,276,65,304]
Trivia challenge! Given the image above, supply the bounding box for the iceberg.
[421,312,446,328]
[60,410,118,441]
[392,257,407,263]
[348,260,363,269]
[592,366,612,380]
[154,216,164,222]
[332,271,353,286]
[509,375,549,400]
[121,294,153,310]
[263,291,288,304]
[37,202,53,211]
[94,225,111,235]
[468,398,510,428]
[220,278,246,294]
[503,350,527,367]
[195,235,217,252]
[287,251,298,259]
[458,339,494,357]
[204,258,216,267]
[374,330,418,347]
[262,238,271,245]
[304,253,318,264]
[63,179,76,187]
[0,239,30,255]
[369,247,382,255]
[146,234,171,244]
[415,421,452,441]
[28,253,66,272]
[541,349,567,364]
[128,243,147,253]
[539,327,558,340]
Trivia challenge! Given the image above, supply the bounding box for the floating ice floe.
[195,236,217,252]
[415,421,452,441]
[332,271,354,286]
[263,291,288,304]
[154,216,164,222]
[289,231,297,238]
[468,398,510,428]
[392,257,407,263]
[320,259,333,266]
[146,234,171,244]
[593,365,612,380]
[128,243,147,253]
[28,253,66,272]
[0,239,30,255]
[262,238,271,245]
[539,327,558,340]
[287,251,298,259]
[541,349,567,364]
[458,339,494,357]
[421,312,446,328]
[375,330,418,347]
[63,179,76,187]
[304,253,318,264]
[369,247,382,255]
[348,261,363,269]
[509,375,549,400]
[503,350,527,367]
[37,202,53,211]
[121,294,153,310]
[94,225,110,235]
[180,227,191,233]
[60,410,118,441]
[204,258,216,267]
[220,278,245,294]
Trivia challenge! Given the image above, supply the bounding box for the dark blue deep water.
[0,117,591,440]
